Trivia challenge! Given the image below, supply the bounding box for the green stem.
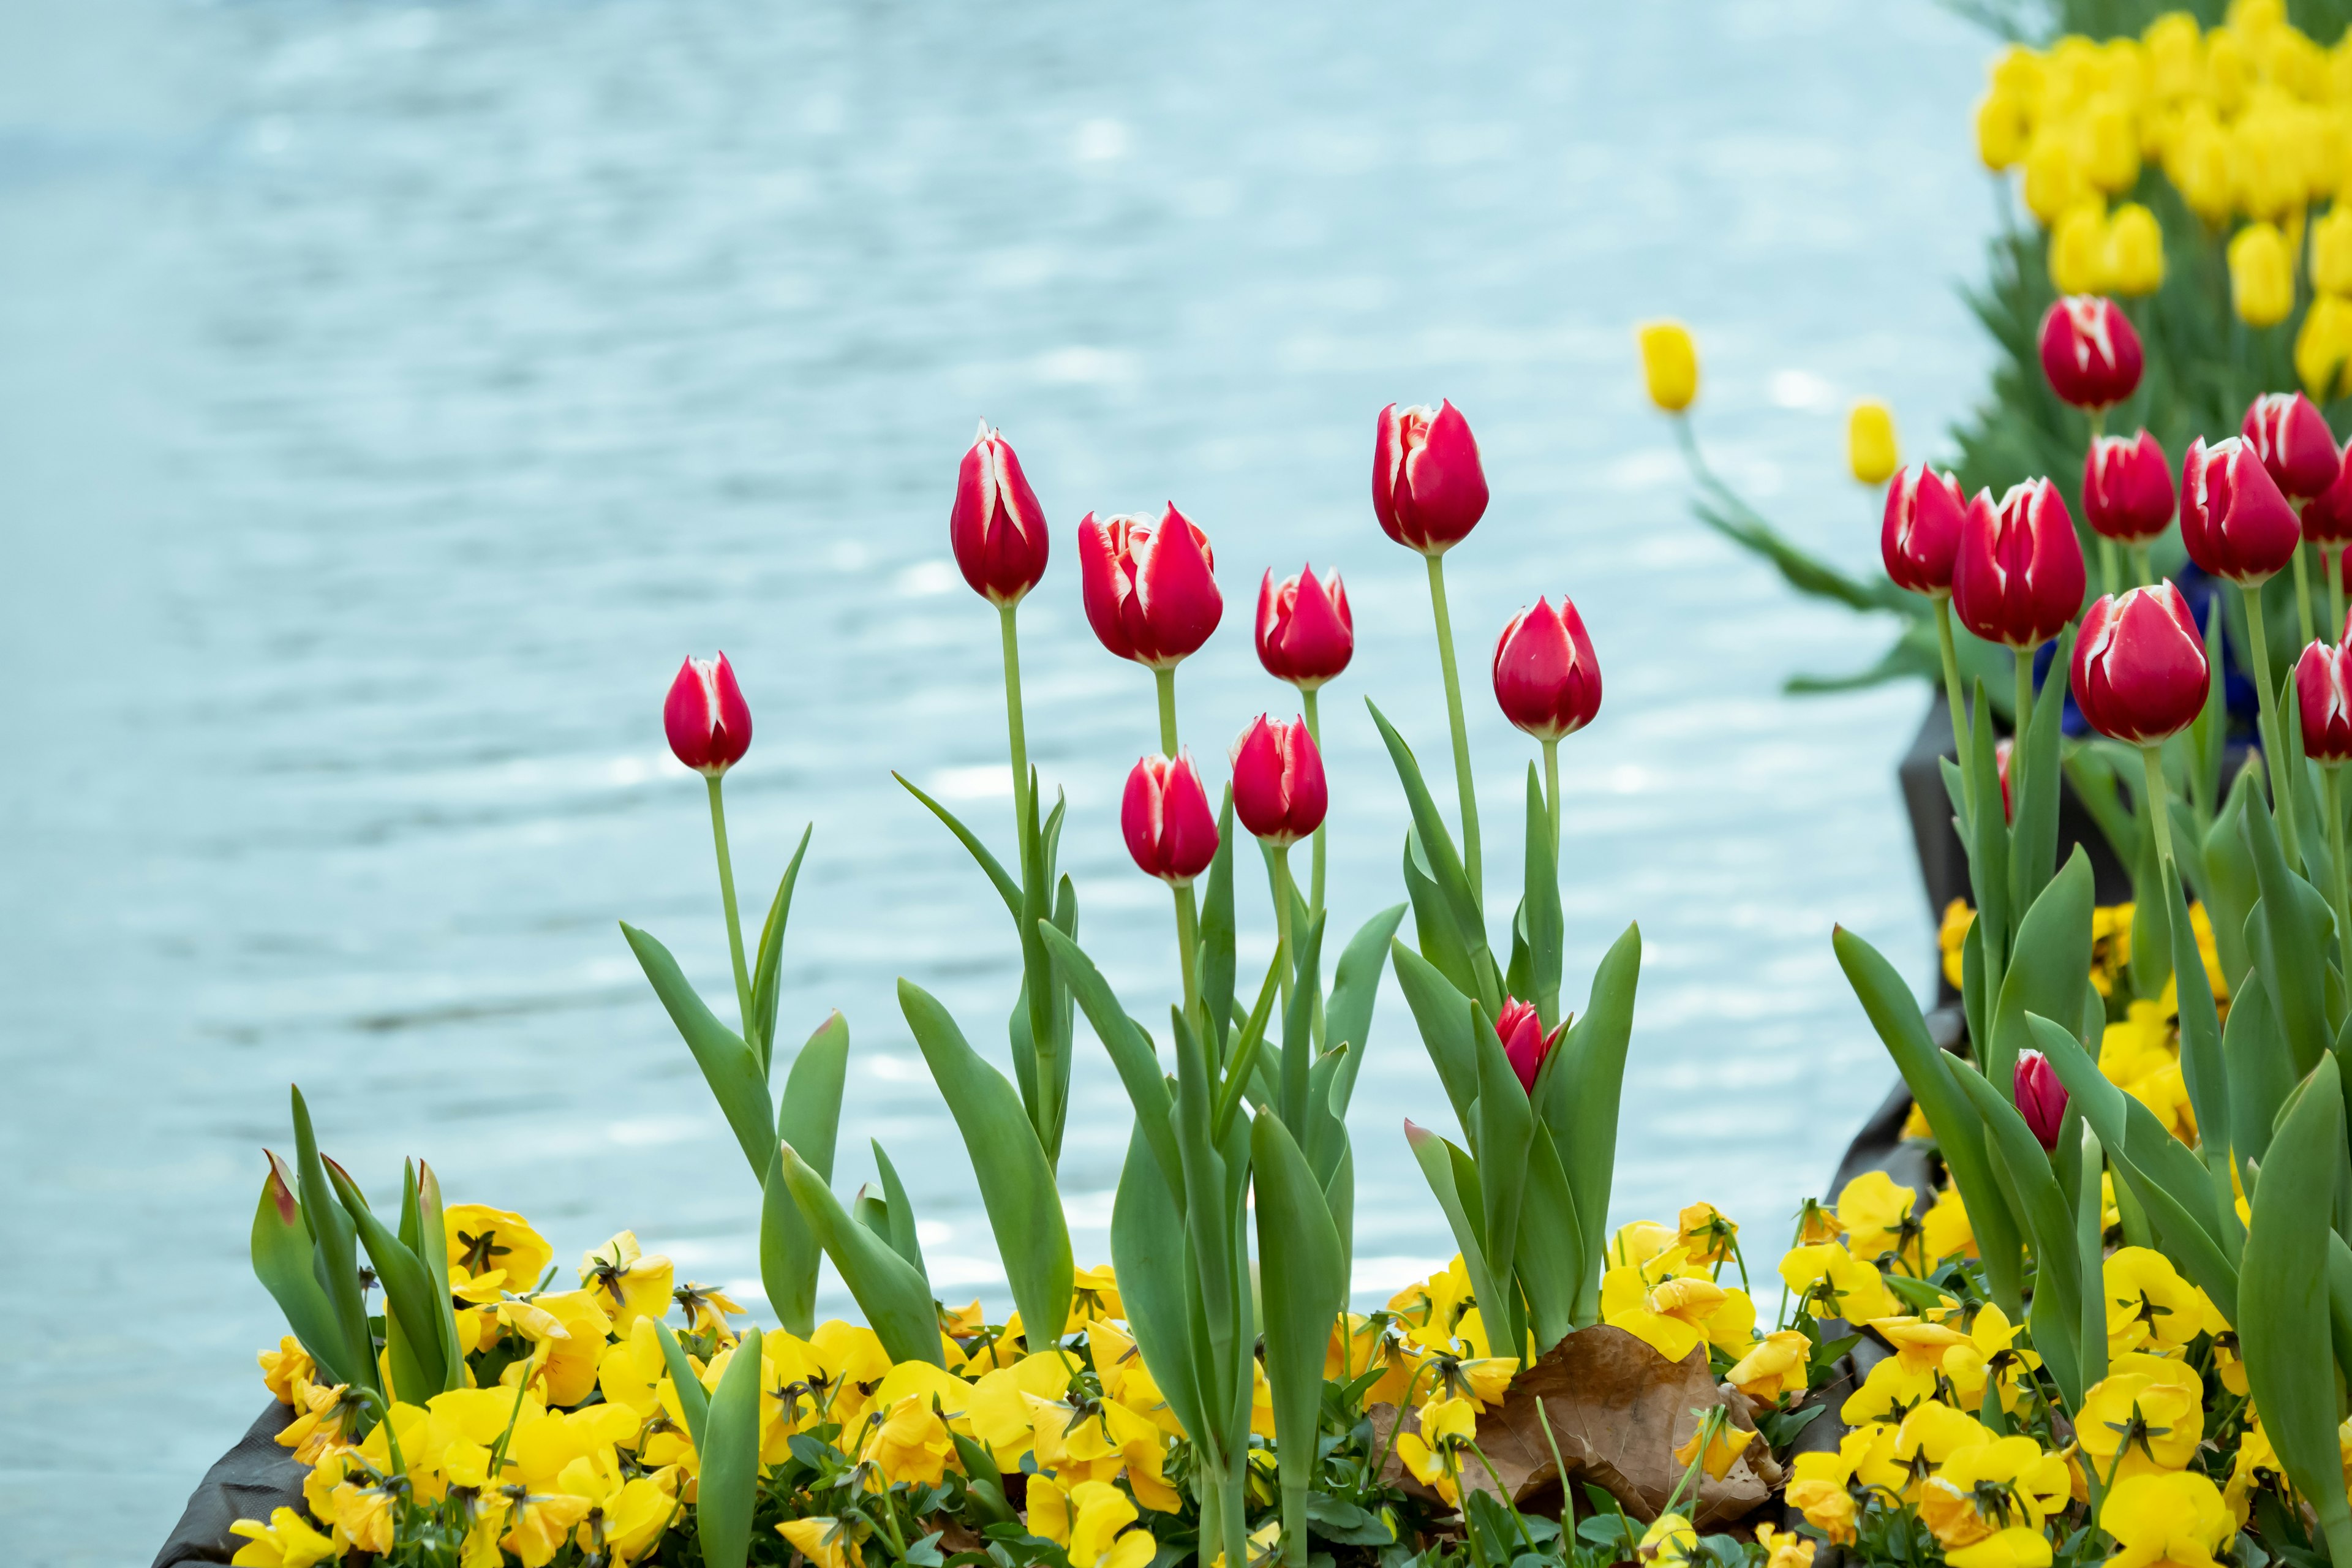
[1424,552,1482,908]
[2013,650,2035,815]
[2100,537,2121,601]
[2132,542,2154,587]
[1155,666,1180,759]
[2331,546,2348,645]
[2331,767,2352,974]
[1272,845,1295,1017]
[998,603,1030,832]
[2242,583,2303,867]
[1542,737,1561,853]
[705,775,755,1045]
[2296,542,2319,649]
[1175,884,1204,1043]
[1937,598,1976,824]
[1302,688,1325,924]
[2141,745,2176,878]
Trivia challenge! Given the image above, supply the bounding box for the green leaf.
[1521,765,1565,1029]
[1303,1041,1351,1190]
[1514,1121,1583,1355]
[289,1087,379,1398]
[897,979,1072,1349]
[652,1320,710,1450]
[698,1326,765,1568]
[1404,1121,1508,1350]
[869,1140,931,1289]
[1964,680,2011,976]
[1213,953,1284,1145]
[2203,763,2263,997]
[1250,1113,1347,1568]
[1368,699,1498,1009]
[1985,847,2092,1098]
[1470,1000,1534,1344]
[1390,939,1479,1135]
[414,1161,464,1392]
[2007,631,2070,923]
[775,1141,943,1366]
[1548,923,1641,1328]
[1279,913,1327,1133]
[1108,1123,1211,1449]
[1403,830,1480,1003]
[2243,793,2334,1077]
[620,921,772,1181]
[1039,922,1181,1202]
[249,1153,361,1389]
[894,773,1019,916]
[1951,1059,2083,1406]
[324,1156,449,1401]
[1689,494,1923,616]
[1325,904,1406,1118]
[2166,872,2242,1261]
[746,824,813,1069]
[1200,791,1238,1057]
[761,1009,850,1335]
[2228,970,2299,1169]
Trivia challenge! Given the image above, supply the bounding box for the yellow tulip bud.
[2102,39,2149,111]
[1977,92,2032,171]
[2296,293,2352,399]
[2023,125,2094,224]
[1637,320,1698,413]
[2168,108,2236,225]
[2315,207,2352,295]
[1990,44,2045,111]
[1847,402,1899,487]
[2045,36,2105,119]
[2229,221,2296,326]
[2207,28,2254,117]
[2330,35,2352,104]
[2084,95,2142,192]
[2234,110,2304,221]
[2105,203,2167,295]
[2228,0,2285,38]
[2144,13,2203,101]
[2050,201,2113,294]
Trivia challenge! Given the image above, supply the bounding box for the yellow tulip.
[1977,92,2032,170]
[2229,221,2296,325]
[2105,202,2167,295]
[2168,107,2237,225]
[2085,95,2142,191]
[1989,44,2045,111]
[2297,292,2352,399]
[2022,124,2094,224]
[1637,320,1699,412]
[2315,207,2352,295]
[2143,13,2203,102]
[1847,401,1900,486]
[2208,27,2255,116]
[2049,202,2111,295]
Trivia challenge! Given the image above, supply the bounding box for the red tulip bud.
[1953,479,2087,649]
[1121,752,1219,886]
[1256,565,1354,690]
[1230,715,1327,846]
[664,654,752,776]
[2070,583,2209,745]
[2082,431,2176,544]
[2181,435,2302,585]
[1491,595,1603,742]
[2036,295,2142,410]
[2242,391,2340,502]
[1995,737,2015,824]
[1880,463,1968,595]
[2302,444,2352,545]
[1373,399,1489,555]
[1078,504,1223,669]
[2296,640,2352,763]
[949,422,1050,606]
[1495,997,1560,1095]
[2015,1049,2068,1152]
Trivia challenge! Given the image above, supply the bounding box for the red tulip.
[1230,715,1327,846]
[1373,400,1490,554]
[949,422,1050,606]
[1952,480,2087,649]
[2015,1050,2068,1152]
[664,654,752,776]
[2181,435,2302,585]
[1880,463,1968,595]
[2296,640,2352,763]
[1121,752,1219,886]
[2302,445,2352,545]
[1078,504,1223,668]
[2082,431,2176,543]
[1491,596,1603,741]
[1495,997,1560,1095]
[1256,565,1354,690]
[2242,391,2340,502]
[2070,584,2209,745]
[2036,295,2143,410]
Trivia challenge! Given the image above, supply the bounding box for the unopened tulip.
[2081,432,2173,546]
[1373,401,1489,554]
[2014,1050,2068,1153]
[1638,321,1699,412]
[2048,203,2108,297]
[2296,641,2352,763]
[1256,565,1353,690]
[2229,222,2294,328]
[1121,752,1218,886]
[949,423,1050,606]
[2242,392,2340,502]
[2070,584,2209,745]
[1491,596,1602,741]
[1078,504,1223,668]
[1495,997,1559,1095]
[665,654,752,775]
[1230,715,1327,848]
[1880,464,1968,596]
[1953,480,2087,649]
[2314,208,2352,296]
[1848,401,1899,486]
[1975,91,2029,172]
[2181,436,2302,584]
[2104,203,2165,297]
[2303,446,2352,545]
[2301,296,2352,405]
[2037,296,2143,410]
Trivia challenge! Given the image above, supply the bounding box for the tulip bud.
[2229,222,2294,328]
[2103,203,2165,297]
[949,422,1050,606]
[1847,401,1899,486]
[2302,445,2352,546]
[2241,391,2340,502]
[1121,752,1219,886]
[1373,401,1490,554]
[1637,321,1700,413]
[2014,1050,2068,1153]
[2181,435,2302,584]
[1256,565,1354,690]
[2296,640,2352,764]
[1077,504,1223,668]
[1229,715,1327,847]
[2048,202,2109,297]
[1491,596,1602,742]
[1953,480,2088,650]
[2315,208,2352,296]
[2082,431,2175,544]
[1880,464,1968,596]
[1495,997,1561,1095]
[664,654,752,777]
[2297,295,2352,406]
[2036,295,2143,411]
[2070,584,2209,745]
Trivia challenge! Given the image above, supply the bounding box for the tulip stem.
[1154,667,1180,759]
[705,775,756,1045]
[2329,546,2347,642]
[1542,737,1561,854]
[2295,543,2318,648]
[1302,688,1326,924]
[2131,542,2154,589]
[2012,652,2034,812]
[1272,846,1295,1019]
[1936,598,1976,824]
[2329,767,2352,973]
[2140,745,2176,881]
[998,603,1030,831]
[1174,884,1203,1042]
[2241,584,2304,867]
[2098,537,2120,601]
[1423,553,1483,908]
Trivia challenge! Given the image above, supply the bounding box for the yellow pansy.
[1725,1330,1811,1403]
[1672,1418,1755,1480]
[486,1484,595,1568]
[257,1337,315,1407]
[1795,1194,1847,1246]
[2223,1417,2282,1521]
[2105,1248,2203,1356]
[669,1280,745,1340]
[1841,1353,1940,1426]
[1638,321,1700,413]
[1939,899,1974,990]
[1602,1261,1736,1363]
[1785,1425,1886,1545]
[2103,1469,2236,1568]
[1395,1394,1476,1507]
[1755,1523,1817,1568]
[2230,221,2295,326]
[1946,1528,2054,1568]
[555,1452,677,1567]
[1943,1302,2040,1414]
[1028,1478,1156,1568]
[859,1392,957,1489]
[227,1506,341,1568]
[1675,1203,1740,1269]
[578,1232,673,1335]
[330,1472,401,1556]
[778,1515,865,1568]
[1836,1170,1926,1272]
[2076,1370,2204,1483]
[1387,1257,1471,1333]
[276,1380,366,1466]
[1921,1186,1977,1264]
[1640,1512,1697,1567]
[445,1203,553,1292]
[1069,1264,1123,1325]
[1919,1437,2072,1548]
[1779,1242,1898,1324]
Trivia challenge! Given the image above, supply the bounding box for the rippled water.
[3,0,2000,1557]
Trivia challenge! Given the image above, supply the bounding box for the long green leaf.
[1368,699,1498,1009]
[1279,913,1327,1134]
[1470,1001,1533,1333]
[2227,970,2298,1167]
[867,1140,931,1288]
[2243,794,2334,1077]
[1390,940,1479,1134]
[1521,764,1564,1029]
[1985,847,2092,1099]
[1515,1121,1583,1355]
[1201,791,1238,1057]
[289,1087,378,1398]
[746,824,813,1070]
[414,1161,464,1392]
[1403,830,1480,1003]
[761,1009,850,1335]
[2203,763,2262,996]
[2007,632,2069,923]
[1109,1123,1210,1446]
[2166,871,2237,1256]
[1251,1114,1347,1568]
[620,921,772,1180]
[1040,923,1180,1201]
[249,1153,361,1389]
[1952,1060,2082,1405]
[894,772,1020,916]
[652,1321,709,1449]
[776,1142,943,1366]
[1964,680,2011,976]
[1403,1121,1507,1346]
[325,1157,448,1401]
[1550,923,1641,1327]
[1326,903,1407,1116]
[698,1327,764,1568]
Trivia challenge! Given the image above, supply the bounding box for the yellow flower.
[967,1349,1082,1468]
[1755,1523,1817,1568]
[2085,94,2143,191]
[1939,899,1973,989]
[578,1232,674,1335]
[1387,1257,1471,1333]
[1943,1302,2040,1415]
[1602,1259,1741,1363]
[276,1380,366,1466]
[1725,1330,1811,1403]
[859,1392,957,1488]
[779,1515,865,1568]
[2106,203,2167,295]
[1779,1242,1898,1324]
[2230,222,2296,326]
[1921,1186,1977,1264]
[670,1280,745,1339]
[258,1337,315,1406]
[1841,1352,1939,1426]
[1395,1395,1476,1507]
[1979,91,2033,170]
[484,1483,595,1568]
[1785,1427,1879,1545]
[2076,1370,2204,1483]
[519,1290,612,1408]
[2168,107,2236,226]
[1672,1419,1755,1480]
[445,1204,553,1292]
[2299,293,2352,401]
[1836,1170,1925,1272]
[1849,402,1901,486]
[2104,1247,2203,1357]
[2024,124,2094,223]
[1795,1195,1847,1246]
[2223,1416,2282,1521]
[228,1507,341,1568]
[1640,1512,1698,1567]
[2102,1470,2236,1568]
[1028,1478,1157,1568]
[2051,200,2112,294]
[1946,1528,2054,1568]
[1069,1264,1123,1326]
[1919,1436,2072,1548]
[329,1473,400,1556]
[2314,208,2352,296]
[556,1454,677,1567]
[1675,1203,1740,1268]
[1638,321,1700,413]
